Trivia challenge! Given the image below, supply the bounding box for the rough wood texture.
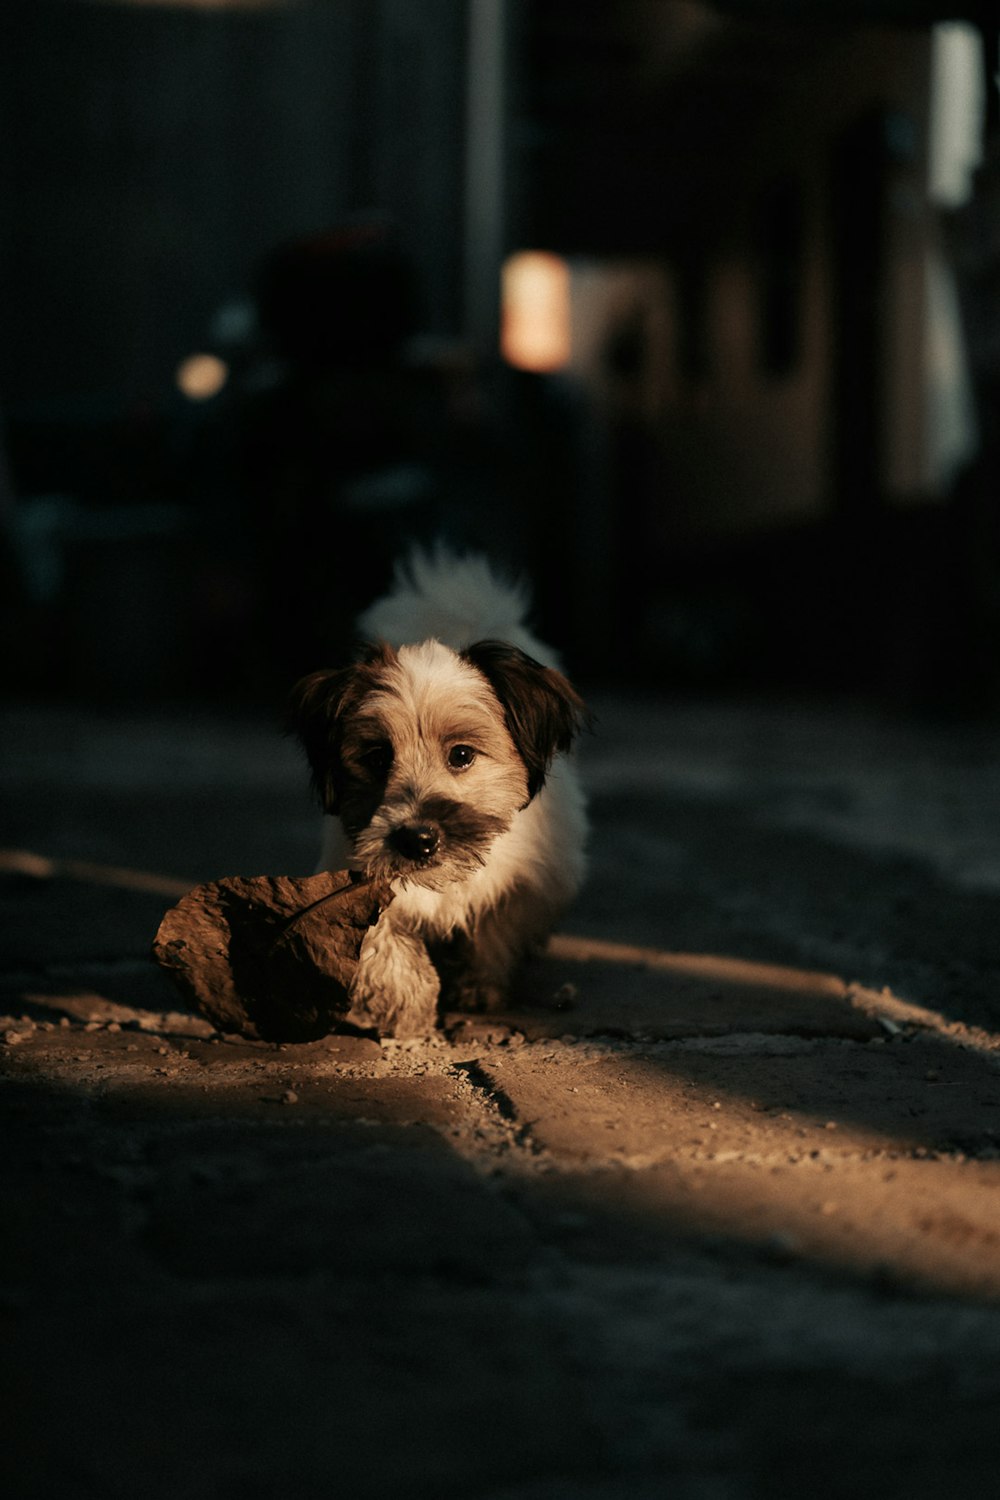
[152,871,408,1042]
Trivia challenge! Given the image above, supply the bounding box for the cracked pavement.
[4,696,1000,1498]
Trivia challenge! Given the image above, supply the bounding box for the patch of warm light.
[548,933,847,996]
[500,251,571,373]
[0,848,192,898]
[176,352,229,401]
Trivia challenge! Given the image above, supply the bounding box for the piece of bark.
[153,871,400,1042]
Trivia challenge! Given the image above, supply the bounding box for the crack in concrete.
[446,1057,546,1169]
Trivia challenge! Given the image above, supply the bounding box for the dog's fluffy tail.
[358,547,558,665]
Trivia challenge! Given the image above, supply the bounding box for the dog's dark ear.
[286,668,357,813]
[286,645,392,813]
[462,640,588,800]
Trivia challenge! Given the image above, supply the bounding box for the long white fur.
[358,547,561,667]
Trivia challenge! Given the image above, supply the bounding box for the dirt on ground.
[4,697,1000,1500]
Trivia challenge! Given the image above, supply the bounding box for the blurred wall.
[0,0,467,408]
[508,6,996,698]
[522,21,938,543]
[2,1,995,705]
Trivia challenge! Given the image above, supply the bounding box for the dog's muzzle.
[357,797,511,886]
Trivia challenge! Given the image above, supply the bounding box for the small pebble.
[281,1089,299,1105]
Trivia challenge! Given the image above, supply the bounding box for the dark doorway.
[829,109,892,517]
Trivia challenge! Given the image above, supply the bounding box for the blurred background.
[1,0,997,709]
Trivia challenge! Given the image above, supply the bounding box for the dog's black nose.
[389,823,440,862]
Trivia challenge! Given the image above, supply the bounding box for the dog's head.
[288,638,586,889]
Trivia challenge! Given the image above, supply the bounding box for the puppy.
[288,550,588,1031]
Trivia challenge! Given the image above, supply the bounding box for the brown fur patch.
[460,640,588,799]
[287,643,399,814]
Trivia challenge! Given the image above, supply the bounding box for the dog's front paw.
[348,921,440,1037]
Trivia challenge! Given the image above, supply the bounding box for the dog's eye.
[359,741,393,775]
[447,744,477,771]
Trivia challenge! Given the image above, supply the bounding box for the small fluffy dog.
[288,551,588,1031]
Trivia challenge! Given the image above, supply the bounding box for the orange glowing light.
[176,352,229,401]
[500,251,571,373]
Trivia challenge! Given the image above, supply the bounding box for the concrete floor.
[4,693,1000,1499]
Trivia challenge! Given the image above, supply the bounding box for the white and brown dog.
[288,551,588,1031]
